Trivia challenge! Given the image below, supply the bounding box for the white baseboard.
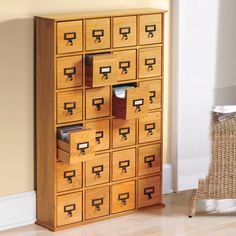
[0,191,36,231]
[163,164,174,194]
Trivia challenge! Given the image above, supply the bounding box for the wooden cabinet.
[36,8,166,231]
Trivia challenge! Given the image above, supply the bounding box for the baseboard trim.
[163,164,174,194]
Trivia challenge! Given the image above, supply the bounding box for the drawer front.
[57,192,82,226]
[86,18,110,51]
[139,79,162,110]
[112,148,136,181]
[139,47,162,78]
[138,176,161,208]
[113,50,136,81]
[111,181,135,214]
[112,119,136,148]
[57,21,83,54]
[85,186,110,220]
[57,90,83,124]
[113,16,137,48]
[56,162,82,192]
[57,55,83,89]
[85,119,110,151]
[138,112,161,144]
[86,87,110,119]
[138,144,161,176]
[85,153,110,187]
[139,14,162,45]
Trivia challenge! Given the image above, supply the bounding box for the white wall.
[173,0,236,191]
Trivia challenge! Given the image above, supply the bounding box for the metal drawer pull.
[119,127,130,140]
[119,61,130,74]
[144,155,155,168]
[64,32,76,46]
[149,91,156,104]
[119,27,131,40]
[145,25,156,38]
[96,131,104,144]
[100,66,111,80]
[119,160,130,173]
[133,99,144,112]
[64,102,76,115]
[118,192,129,205]
[92,165,104,178]
[144,187,155,199]
[64,204,76,217]
[145,123,156,136]
[64,170,76,183]
[93,29,104,43]
[64,67,76,81]
[145,58,156,71]
[92,97,104,111]
[77,142,89,155]
[92,198,104,211]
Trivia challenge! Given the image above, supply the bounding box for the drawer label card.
[77,142,89,151]
[133,99,144,106]
[100,67,111,73]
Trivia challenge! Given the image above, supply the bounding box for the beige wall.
[0,0,170,196]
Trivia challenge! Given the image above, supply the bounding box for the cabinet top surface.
[35,8,167,21]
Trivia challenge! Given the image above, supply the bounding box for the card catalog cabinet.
[36,8,166,231]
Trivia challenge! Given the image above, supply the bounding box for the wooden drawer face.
[139,14,162,45]
[85,119,110,151]
[138,144,161,176]
[58,128,95,164]
[138,176,161,208]
[85,18,110,51]
[113,87,149,120]
[138,112,161,144]
[86,54,118,87]
[57,21,83,54]
[57,192,82,226]
[86,87,110,119]
[56,162,82,192]
[113,16,137,48]
[112,119,136,148]
[85,186,110,220]
[139,47,162,78]
[111,181,135,214]
[57,55,83,89]
[139,79,162,110]
[85,153,110,187]
[57,90,83,124]
[112,148,136,181]
[113,50,136,82]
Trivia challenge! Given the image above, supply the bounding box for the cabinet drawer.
[113,50,136,82]
[138,144,161,176]
[57,90,83,124]
[139,14,162,45]
[139,79,162,110]
[85,119,110,151]
[139,47,162,78]
[113,16,137,48]
[138,176,161,208]
[138,112,161,144]
[112,118,136,148]
[85,186,110,220]
[57,192,82,226]
[57,55,83,89]
[56,162,82,192]
[57,21,83,54]
[57,127,95,164]
[112,148,136,181]
[113,87,149,120]
[86,87,110,119]
[111,181,135,214]
[86,54,118,87]
[85,18,110,51]
[85,153,110,187]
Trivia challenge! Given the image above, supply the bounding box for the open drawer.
[112,86,149,120]
[57,125,95,164]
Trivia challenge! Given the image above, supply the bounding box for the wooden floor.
[2,190,236,236]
